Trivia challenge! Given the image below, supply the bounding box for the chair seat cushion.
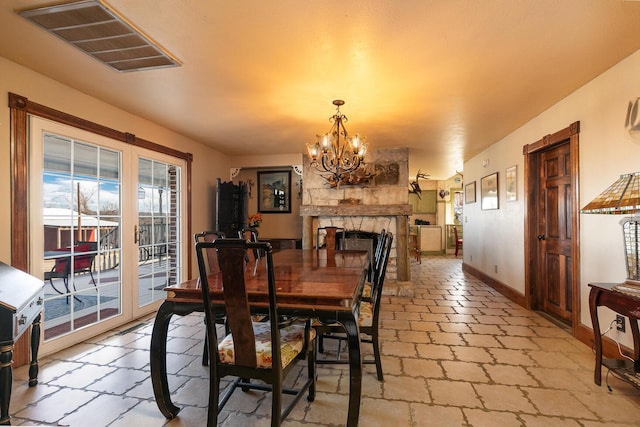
[362,281,372,299]
[359,301,373,327]
[218,322,315,369]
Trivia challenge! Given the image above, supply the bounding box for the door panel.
[539,142,573,323]
[137,157,182,308]
[40,132,123,341]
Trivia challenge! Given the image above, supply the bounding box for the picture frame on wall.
[465,181,476,204]
[505,165,517,202]
[258,170,292,213]
[481,172,499,210]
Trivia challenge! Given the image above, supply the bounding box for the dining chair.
[315,232,393,381]
[194,231,225,366]
[195,238,316,426]
[454,226,463,257]
[238,228,261,275]
[363,229,386,301]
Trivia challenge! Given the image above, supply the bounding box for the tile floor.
[9,255,640,426]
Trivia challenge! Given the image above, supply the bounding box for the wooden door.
[524,121,580,331]
[538,142,573,323]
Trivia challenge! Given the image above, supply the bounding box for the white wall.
[464,49,640,344]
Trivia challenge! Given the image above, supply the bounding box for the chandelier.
[306,99,368,188]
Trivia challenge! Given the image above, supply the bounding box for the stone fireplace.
[300,148,414,296]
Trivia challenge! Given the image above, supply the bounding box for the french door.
[29,117,186,355]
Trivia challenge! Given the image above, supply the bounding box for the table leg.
[0,343,13,425]
[630,318,640,372]
[28,314,41,387]
[337,311,361,427]
[150,301,180,418]
[589,287,603,386]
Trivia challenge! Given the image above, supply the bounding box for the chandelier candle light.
[306,99,368,188]
[581,172,640,289]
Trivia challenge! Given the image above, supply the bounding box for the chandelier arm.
[320,153,335,173]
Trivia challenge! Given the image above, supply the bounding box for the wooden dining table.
[150,248,370,427]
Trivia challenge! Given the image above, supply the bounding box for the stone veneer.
[301,147,415,296]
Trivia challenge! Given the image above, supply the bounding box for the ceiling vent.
[18,0,181,72]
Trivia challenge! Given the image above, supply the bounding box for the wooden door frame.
[8,92,193,364]
[523,121,580,335]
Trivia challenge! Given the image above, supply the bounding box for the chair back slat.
[371,229,387,278]
[370,232,393,307]
[217,244,257,367]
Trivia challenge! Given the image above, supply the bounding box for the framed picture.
[258,170,291,213]
[481,172,499,210]
[465,181,476,204]
[505,165,517,202]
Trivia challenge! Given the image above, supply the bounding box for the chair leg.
[48,278,66,299]
[48,276,78,304]
[307,338,316,402]
[89,270,97,290]
[206,370,220,427]
[202,331,209,366]
[371,329,384,381]
[271,378,282,426]
[68,277,82,303]
[335,336,343,360]
[64,277,69,304]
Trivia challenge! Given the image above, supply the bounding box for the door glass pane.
[138,157,181,306]
[42,132,122,340]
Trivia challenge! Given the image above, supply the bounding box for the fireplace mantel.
[300,204,412,217]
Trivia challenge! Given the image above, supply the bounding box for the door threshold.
[534,310,572,333]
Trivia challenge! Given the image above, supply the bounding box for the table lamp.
[581,172,640,286]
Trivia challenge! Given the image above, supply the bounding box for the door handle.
[537,234,546,240]
[134,225,138,244]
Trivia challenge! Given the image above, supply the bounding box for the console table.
[0,262,44,425]
[588,283,640,388]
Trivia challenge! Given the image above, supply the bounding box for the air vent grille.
[18,0,180,72]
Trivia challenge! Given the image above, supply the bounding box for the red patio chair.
[44,241,97,303]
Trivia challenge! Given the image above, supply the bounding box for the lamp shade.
[581,172,640,286]
[581,172,640,214]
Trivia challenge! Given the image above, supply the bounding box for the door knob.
[537,234,546,240]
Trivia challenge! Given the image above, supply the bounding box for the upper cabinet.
[409,190,437,213]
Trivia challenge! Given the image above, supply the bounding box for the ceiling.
[2,1,640,180]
